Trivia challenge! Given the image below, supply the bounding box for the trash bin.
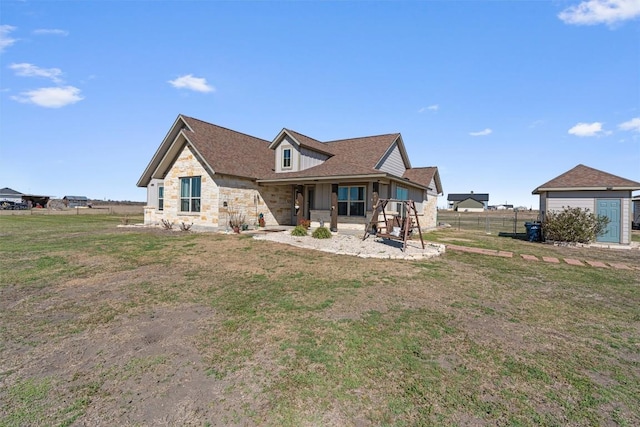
[524,222,541,242]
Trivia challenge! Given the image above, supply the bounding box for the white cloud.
[10,63,64,83]
[618,117,640,132]
[559,0,640,26]
[33,29,69,36]
[567,121,612,137]
[11,86,83,108]
[469,128,492,136]
[168,74,215,93]
[418,104,439,113]
[0,25,18,53]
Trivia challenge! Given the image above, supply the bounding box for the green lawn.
[1,215,639,426]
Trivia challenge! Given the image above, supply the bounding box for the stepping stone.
[608,263,632,270]
[585,260,608,268]
[521,254,538,261]
[564,258,584,266]
[497,251,513,258]
[542,256,560,263]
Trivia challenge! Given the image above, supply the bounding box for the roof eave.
[257,173,390,184]
[533,186,640,194]
[137,114,189,187]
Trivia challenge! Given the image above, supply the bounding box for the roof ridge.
[285,128,324,144]
[325,132,400,144]
[181,115,270,143]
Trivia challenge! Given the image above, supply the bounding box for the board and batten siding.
[377,143,406,177]
[300,147,329,170]
[543,190,633,244]
[427,177,439,196]
[274,136,298,173]
[274,136,329,173]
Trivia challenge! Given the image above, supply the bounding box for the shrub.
[542,206,610,244]
[291,225,308,236]
[312,226,332,239]
[161,219,174,230]
[180,222,193,232]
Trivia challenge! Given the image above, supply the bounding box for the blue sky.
[1,0,638,208]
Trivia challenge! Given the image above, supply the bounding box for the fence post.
[513,209,518,234]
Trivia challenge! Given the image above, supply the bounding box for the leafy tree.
[542,206,610,244]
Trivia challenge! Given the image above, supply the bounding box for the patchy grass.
[0,215,639,425]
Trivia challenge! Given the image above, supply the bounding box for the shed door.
[596,199,620,243]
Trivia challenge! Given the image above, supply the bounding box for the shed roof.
[532,164,640,194]
[63,196,88,201]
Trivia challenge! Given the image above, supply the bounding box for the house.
[489,204,514,211]
[447,192,489,212]
[532,164,640,245]
[63,196,89,208]
[0,187,50,208]
[137,115,443,232]
[0,187,24,203]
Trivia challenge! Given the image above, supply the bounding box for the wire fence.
[0,205,144,216]
[436,210,541,235]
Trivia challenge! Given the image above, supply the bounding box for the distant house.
[0,187,50,208]
[489,204,514,211]
[0,187,24,203]
[447,192,489,212]
[532,164,640,245]
[137,115,444,231]
[63,196,89,208]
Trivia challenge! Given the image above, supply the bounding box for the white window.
[338,186,365,216]
[282,148,292,169]
[180,177,201,212]
[158,186,164,211]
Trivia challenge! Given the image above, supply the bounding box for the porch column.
[372,182,379,232]
[296,185,304,225]
[330,184,338,232]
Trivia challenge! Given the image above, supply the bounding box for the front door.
[596,199,620,243]
[306,188,315,220]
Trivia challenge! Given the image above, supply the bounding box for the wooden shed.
[532,164,640,245]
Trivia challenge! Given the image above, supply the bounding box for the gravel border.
[252,230,445,260]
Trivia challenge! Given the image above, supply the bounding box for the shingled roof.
[402,167,443,193]
[182,116,273,179]
[532,164,640,194]
[447,193,489,202]
[139,115,436,190]
[283,129,334,156]
[326,133,403,170]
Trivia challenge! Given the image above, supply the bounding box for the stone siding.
[143,144,293,229]
[420,195,438,229]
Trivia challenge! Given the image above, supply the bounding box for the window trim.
[158,185,164,211]
[282,147,292,169]
[180,176,201,213]
[337,185,366,217]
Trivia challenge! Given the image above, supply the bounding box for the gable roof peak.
[532,164,640,193]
